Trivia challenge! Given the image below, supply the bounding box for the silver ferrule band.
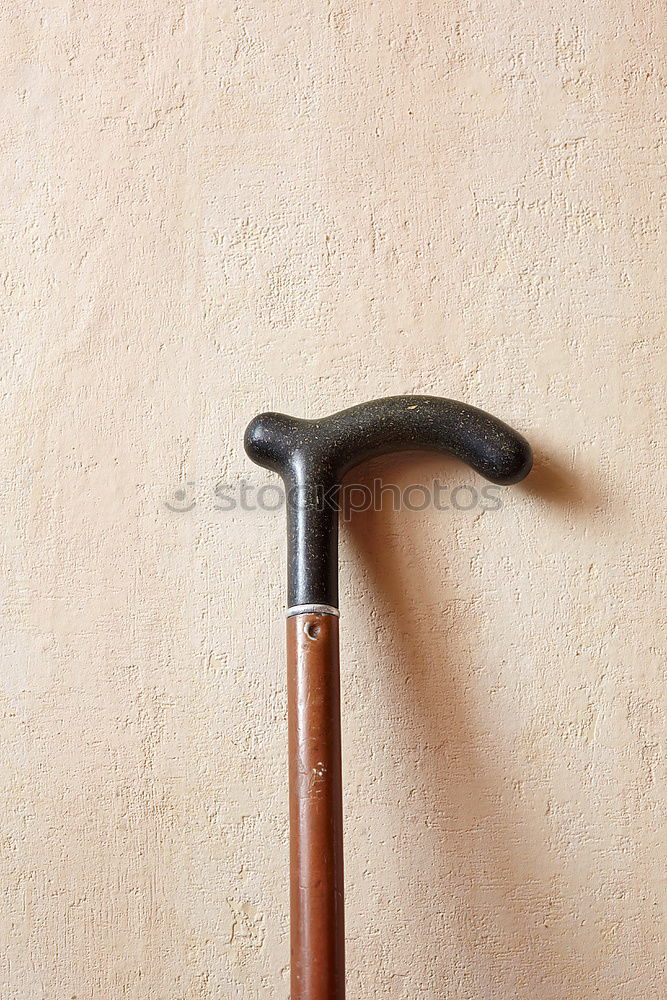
[286,603,340,618]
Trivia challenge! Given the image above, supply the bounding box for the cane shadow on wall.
[344,450,593,998]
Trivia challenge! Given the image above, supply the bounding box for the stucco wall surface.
[1,2,665,998]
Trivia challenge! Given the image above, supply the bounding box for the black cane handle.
[245,395,532,607]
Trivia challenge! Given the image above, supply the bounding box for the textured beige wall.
[1,2,665,998]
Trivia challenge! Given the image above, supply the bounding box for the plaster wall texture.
[1,2,665,998]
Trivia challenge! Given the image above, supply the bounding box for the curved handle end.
[485,432,532,485]
[244,411,300,476]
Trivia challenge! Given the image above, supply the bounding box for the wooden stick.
[287,611,345,999]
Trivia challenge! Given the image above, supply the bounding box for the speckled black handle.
[245,395,532,608]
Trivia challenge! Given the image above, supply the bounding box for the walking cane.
[244,396,532,1000]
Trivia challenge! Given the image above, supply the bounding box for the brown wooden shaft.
[287,612,345,1000]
